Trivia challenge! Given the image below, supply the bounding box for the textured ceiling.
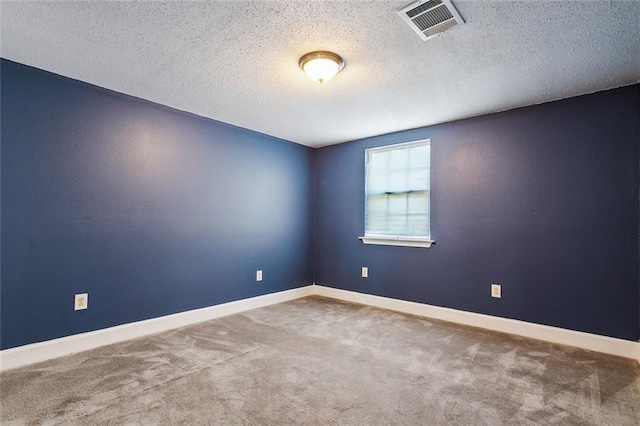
[1,1,639,147]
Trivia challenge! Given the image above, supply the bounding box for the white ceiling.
[2,1,639,147]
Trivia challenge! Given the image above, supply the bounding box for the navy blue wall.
[2,58,638,350]
[1,60,314,350]
[315,85,640,341]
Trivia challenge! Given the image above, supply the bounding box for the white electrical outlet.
[74,293,88,310]
[361,267,368,278]
[491,284,501,299]
[256,270,263,281]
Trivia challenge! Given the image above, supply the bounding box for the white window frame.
[359,139,434,248]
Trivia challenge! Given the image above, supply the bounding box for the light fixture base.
[299,51,345,84]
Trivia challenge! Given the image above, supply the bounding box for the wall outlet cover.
[362,267,368,278]
[256,270,263,281]
[74,293,88,310]
[491,284,501,299]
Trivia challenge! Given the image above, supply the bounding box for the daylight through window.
[362,140,433,248]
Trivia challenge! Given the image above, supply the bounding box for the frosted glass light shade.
[299,51,345,84]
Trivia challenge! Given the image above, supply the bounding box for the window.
[360,139,434,248]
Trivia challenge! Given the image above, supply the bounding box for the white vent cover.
[398,0,464,41]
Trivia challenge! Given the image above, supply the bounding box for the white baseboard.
[3,283,638,371]
[0,285,315,372]
[313,285,640,362]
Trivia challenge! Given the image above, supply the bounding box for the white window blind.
[363,140,431,246]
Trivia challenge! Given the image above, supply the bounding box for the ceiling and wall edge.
[3,58,639,150]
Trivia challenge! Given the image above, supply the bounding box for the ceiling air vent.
[398,0,464,41]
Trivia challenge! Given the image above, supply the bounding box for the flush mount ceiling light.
[299,51,345,84]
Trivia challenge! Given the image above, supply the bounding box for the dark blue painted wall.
[1,59,314,350]
[315,85,640,341]
[2,58,638,351]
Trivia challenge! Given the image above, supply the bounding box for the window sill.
[358,236,435,248]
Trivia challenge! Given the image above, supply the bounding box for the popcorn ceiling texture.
[1,1,639,147]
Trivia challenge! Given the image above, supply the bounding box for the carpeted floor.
[1,296,639,425]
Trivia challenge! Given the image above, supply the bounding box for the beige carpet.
[1,296,639,425]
